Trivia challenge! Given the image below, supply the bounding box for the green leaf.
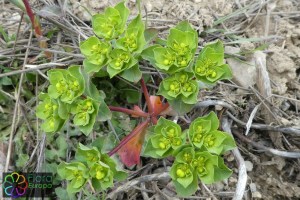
[57,162,88,194]
[90,162,114,190]
[83,59,103,74]
[47,66,85,104]
[220,133,236,154]
[119,64,142,83]
[193,151,218,184]
[116,15,146,53]
[144,28,158,44]
[121,89,140,104]
[157,72,199,107]
[172,173,198,197]
[213,156,232,182]
[143,118,184,158]
[79,99,100,135]
[0,77,12,85]
[55,187,76,200]
[200,111,219,131]
[98,98,112,122]
[175,146,195,164]
[180,80,199,104]
[57,100,70,120]
[114,1,130,34]
[16,153,29,168]
[141,44,161,65]
[168,99,194,115]
[174,21,198,47]
[189,119,211,148]
[200,40,224,65]
[101,154,128,181]
[202,130,227,155]
[92,2,128,40]
[170,163,198,197]
[107,49,138,78]
[153,47,176,71]
[45,135,68,160]
[75,143,101,167]
[193,40,232,84]
[157,76,180,99]
[167,28,197,56]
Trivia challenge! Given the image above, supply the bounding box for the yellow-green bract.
[143,112,236,197]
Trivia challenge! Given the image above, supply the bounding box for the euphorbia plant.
[35,1,236,198]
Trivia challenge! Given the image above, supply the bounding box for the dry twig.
[222,118,247,200]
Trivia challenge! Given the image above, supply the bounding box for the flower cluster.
[36,65,103,135]
[80,2,146,82]
[143,21,232,115]
[144,117,185,158]
[58,143,126,194]
[144,112,236,197]
[157,72,199,105]
[193,40,232,84]
[36,93,65,133]
[152,22,198,74]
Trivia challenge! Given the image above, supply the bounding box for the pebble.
[245,160,253,172]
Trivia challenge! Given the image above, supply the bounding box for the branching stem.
[109,106,149,118]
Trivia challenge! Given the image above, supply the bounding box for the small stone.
[245,160,253,172]
[227,154,235,162]
[229,176,237,184]
[225,46,257,88]
[249,183,257,192]
[252,191,262,198]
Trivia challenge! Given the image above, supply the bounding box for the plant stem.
[22,0,42,36]
[108,118,150,156]
[22,0,51,58]
[109,106,149,118]
[141,78,154,115]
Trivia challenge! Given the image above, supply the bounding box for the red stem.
[108,118,150,156]
[109,106,149,118]
[141,78,154,115]
[22,0,42,36]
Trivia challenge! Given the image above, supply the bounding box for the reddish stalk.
[141,78,154,115]
[108,119,150,156]
[22,0,42,36]
[22,0,51,58]
[109,106,149,118]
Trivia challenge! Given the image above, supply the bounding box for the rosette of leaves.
[75,144,114,190]
[47,65,85,104]
[58,143,127,194]
[92,2,129,40]
[70,97,99,135]
[152,21,198,74]
[188,112,236,155]
[158,71,199,105]
[157,71,199,116]
[80,36,111,73]
[144,117,185,158]
[107,48,139,80]
[193,40,232,84]
[57,162,89,194]
[116,15,146,54]
[36,93,66,133]
[170,146,232,197]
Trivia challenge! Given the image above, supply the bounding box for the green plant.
[35,1,235,198]
[57,143,126,194]
[144,112,235,196]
